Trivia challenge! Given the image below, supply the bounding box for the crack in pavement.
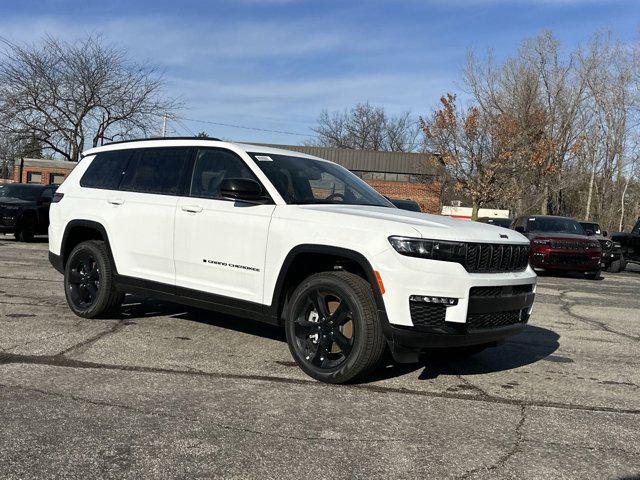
[0,353,638,416]
[0,275,61,283]
[57,318,127,356]
[0,382,447,445]
[456,405,526,479]
[558,290,639,342]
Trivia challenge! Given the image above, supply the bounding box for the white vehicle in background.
[48,138,536,383]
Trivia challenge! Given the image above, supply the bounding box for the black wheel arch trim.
[59,219,118,272]
[267,244,387,324]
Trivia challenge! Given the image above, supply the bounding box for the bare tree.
[0,35,178,162]
[311,102,419,152]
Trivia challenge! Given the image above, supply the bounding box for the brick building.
[12,158,76,185]
[9,144,442,212]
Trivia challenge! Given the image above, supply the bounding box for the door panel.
[173,147,274,304]
[174,199,274,302]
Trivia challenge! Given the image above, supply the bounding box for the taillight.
[52,192,64,203]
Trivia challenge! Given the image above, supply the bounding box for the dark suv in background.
[0,184,57,241]
[512,215,602,279]
[611,217,640,272]
[579,221,623,272]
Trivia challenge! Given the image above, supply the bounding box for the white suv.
[48,138,536,383]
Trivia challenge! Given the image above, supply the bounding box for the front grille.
[550,240,587,250]
[548,253,592,265]
[467,310,527,330]
[465,243,529,273]
[409,302,446,328]
[469,284,534,297]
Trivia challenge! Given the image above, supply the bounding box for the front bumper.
[530,250,601,272]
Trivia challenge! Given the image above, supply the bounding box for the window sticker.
[529,218,536,221]
[255,155,273,162]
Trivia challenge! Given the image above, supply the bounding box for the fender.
[267,244,388,323]
[59,219,117,272]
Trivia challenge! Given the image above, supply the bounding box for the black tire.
[284,271,386,384]
[585,269,601,280]
[64,240,122,318]
[14,226,34,242]
[608,257,624,273]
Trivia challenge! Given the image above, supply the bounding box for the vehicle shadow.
[120,295,286,343]
[119,296,559,382]
[537,270,604,281]
[361,325,561,383]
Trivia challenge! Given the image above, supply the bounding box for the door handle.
[108,198,125,206]
[181,205,203,213]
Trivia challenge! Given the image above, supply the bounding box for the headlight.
[388,236,467,263]
[604,240,613,249]
[532,239,550,246]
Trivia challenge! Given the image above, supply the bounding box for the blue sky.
[0,0,638,144]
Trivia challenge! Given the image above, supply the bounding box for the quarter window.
[120,147,191,195]
[190,149,260,200]
[81,150,132,190]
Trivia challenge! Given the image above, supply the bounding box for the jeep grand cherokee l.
[48,138,537,383]
[512,215,602,279]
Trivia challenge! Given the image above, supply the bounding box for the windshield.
[249,153,394,207]
[527,217,586,235]
[0,184,43,201]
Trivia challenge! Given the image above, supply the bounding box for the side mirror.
[514,226,525,234]
[602,230,608,237]
[220,178,266,202]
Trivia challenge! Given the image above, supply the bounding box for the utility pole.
[161,113,168,137]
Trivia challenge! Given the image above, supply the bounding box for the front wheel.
[585,269,601,280]
[64,240,123,318]
[284,271,386,384]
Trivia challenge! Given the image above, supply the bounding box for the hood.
[0,197,35,206]
[297,205,529,244]
[526,232,590,241]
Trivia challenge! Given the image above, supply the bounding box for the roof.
[82,138,439,176]
[20,158,77,170]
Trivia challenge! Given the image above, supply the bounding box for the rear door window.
[80,150,132,190]
[120,147,192,196]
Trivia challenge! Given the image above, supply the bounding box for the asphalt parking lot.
[0,237,639,480]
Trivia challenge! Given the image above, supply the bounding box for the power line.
[162,113,314,138]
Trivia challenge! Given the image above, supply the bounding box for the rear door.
[110,147,192,285]
[174,147,275,304]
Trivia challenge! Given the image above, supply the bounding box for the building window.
[372,172,385,180]
[50,173,65,185]
[26,172,42,184]
[384,173,398,181]
[362,172,373,180]
[397,173,409,182]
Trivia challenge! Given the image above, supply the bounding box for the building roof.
[253,144,439,175]
[19,157,77,170]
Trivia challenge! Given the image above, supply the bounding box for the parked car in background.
[512,215,602,279]
[579,221,624,272]
[611,217,640,272]
[387,198,421,212]
[477,217,512,228]
[0,184,57,241]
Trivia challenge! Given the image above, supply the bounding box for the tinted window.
[190,149,260,199]
[250,153,393,207]
[526,217,586,235]
[120,147,191,195]
[41,188,55,200]
[81,150,132,190]
[0,184,44,201]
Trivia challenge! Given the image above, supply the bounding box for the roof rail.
[102,136,222,146]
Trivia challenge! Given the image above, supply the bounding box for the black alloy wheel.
[292,288,354,370]
[64,240,123,318]
[67,251,101,309]
[285,271,386,384]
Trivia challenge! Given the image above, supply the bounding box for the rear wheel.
[285,271,385,384]
[608,256,624,273]
[64,240,123,318]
